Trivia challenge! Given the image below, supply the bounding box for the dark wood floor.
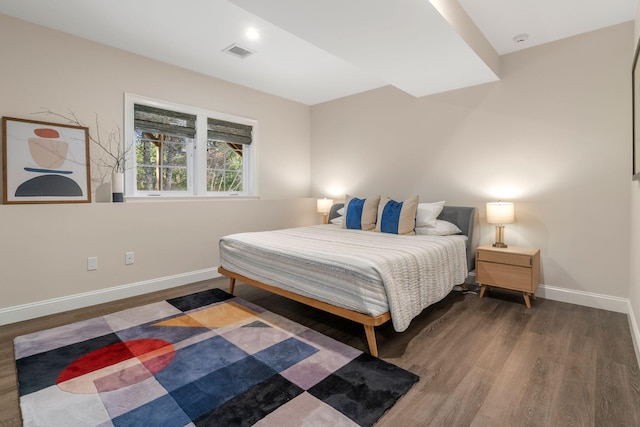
[1,278,639,426]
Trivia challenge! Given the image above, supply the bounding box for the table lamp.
[486,201,514,248]
[317,198,334,224]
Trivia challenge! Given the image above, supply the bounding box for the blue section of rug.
[14,289,418,426]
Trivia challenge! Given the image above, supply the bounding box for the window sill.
[123,195,260,202]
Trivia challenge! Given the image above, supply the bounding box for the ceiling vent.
[222,43,255,59]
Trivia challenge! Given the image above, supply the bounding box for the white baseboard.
[627,300,640,373]
[536,284,629,313]
[0,268,220,326]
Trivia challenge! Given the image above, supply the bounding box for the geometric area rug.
[14,289,418,426]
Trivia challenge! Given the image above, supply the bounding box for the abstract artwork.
[2,117,91,203]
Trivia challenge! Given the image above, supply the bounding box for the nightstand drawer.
[477,250,532,267]
[476,261,533,292]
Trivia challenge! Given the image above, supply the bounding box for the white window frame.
[124,93,256,198]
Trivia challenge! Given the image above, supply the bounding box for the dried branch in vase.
[34,108,132,173]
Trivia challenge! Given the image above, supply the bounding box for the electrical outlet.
[87,257,98,271]
[125,252,134,265]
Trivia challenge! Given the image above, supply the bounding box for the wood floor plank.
[472,304,530,373]
[474,330,546,425]
[1,279,639,427]
[424,366,493,427]
[515,357,564,426]
[595,357,640,426]
[550,336,597,426]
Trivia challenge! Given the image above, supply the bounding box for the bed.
[218,203,477,357]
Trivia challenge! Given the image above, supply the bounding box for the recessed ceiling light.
[513,33,529,44]
[246,28,260,40]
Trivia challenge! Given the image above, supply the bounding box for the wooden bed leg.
[228,277,236,295]
[364,325,379,357]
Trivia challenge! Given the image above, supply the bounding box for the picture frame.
[633,39,640,181]
[2,117,91,204]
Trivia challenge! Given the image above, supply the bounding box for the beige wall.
[311,23,633,300]
[0,14,314,316]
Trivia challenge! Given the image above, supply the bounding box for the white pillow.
[415,201,445,228]
[328,206,344,225]
[415,220,461,236]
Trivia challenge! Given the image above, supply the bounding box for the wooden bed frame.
[219,204,477,357]
[219,266,391,357]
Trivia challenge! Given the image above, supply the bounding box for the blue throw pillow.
[375,196,419,235]
[343,195,380,231]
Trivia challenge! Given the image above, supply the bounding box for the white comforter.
[219,225,467,332]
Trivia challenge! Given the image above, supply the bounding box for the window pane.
[161,166,187,191]
[207,169,243,192]
[137,166,157,191]
[206,141,243,192]
[136,166,187,191]
[226,171,243,191]
[207,169,223,192]
[159,141,187,166]
[135,131,189,192]
[207,143,225,170]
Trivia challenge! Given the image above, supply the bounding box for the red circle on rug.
[57,339,176,393]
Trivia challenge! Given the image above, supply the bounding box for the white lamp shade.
[486,202,514,224]
[316,198,334,214]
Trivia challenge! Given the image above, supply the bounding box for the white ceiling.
[458,0,635,55]
[0,0,635,105]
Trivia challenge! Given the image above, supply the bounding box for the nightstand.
[476,244,540,308]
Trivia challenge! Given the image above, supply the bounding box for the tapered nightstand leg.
[523,293,531,308]
[479,284,488,298]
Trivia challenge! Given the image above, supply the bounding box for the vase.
[112,172,124,203]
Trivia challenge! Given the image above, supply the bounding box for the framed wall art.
[2,117,91,204]
[633,39,640,181]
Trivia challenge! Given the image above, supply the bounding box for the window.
[206,118,252,193]
[134,105,194,193]
[124,94,255,198]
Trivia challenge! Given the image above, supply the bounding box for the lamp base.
[493,225,507,248]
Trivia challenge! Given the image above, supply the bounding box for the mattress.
[219,224,467,331]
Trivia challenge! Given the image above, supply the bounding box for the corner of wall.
[628,299,640,370]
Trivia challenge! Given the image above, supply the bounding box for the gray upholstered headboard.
[328,203,478,273]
